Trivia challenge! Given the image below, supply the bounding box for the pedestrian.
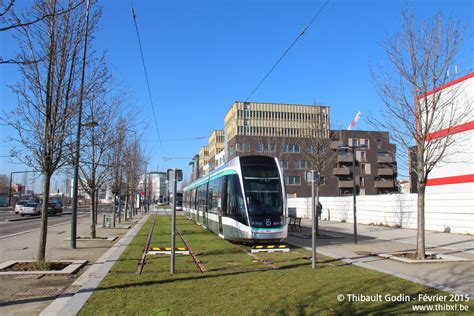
[317,201,323,220]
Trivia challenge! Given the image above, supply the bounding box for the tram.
[183,155,287,242]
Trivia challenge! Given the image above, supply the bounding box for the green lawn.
[80,215,473,315]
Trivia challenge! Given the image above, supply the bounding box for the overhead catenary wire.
[244,0,330,102]
[129,0,165,156]
[144,136,208,143]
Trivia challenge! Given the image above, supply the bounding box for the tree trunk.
[124,194,128,221]
[37,173,51,262]
[90,189,96,239]
[112,192,117,227]
[416,183,426,259]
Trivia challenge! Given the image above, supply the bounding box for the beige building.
[224,101,330,141]
[198,146,209,176]
[207,130,225,169]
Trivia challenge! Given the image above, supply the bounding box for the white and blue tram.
[183,155,288,242]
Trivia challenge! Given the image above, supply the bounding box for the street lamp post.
[338,140,366,245]
[305,170,320,269]
[70,0,91,249]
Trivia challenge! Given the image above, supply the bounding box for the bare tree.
[0,0,83,64]
[109,118,126,224]
[0,174,9,193]
[123,139,145,218]
[78,84,122,239]
[299,110,335,235]
[6,0,95,262]
[371,9,470,259]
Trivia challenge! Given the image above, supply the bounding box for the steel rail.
[137,212,158,274]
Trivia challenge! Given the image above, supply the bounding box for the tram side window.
[191,188,196,210]
[208,183,214,213]
[197,185,203,212]
[196,186,202,212]
[209,177,226,214]
[226,175,247,225]
[219,176,227,215]
[199,184,208,212]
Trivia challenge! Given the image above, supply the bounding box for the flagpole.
[347,111,361,244]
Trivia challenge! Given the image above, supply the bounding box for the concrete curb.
[40,212,151,316]
[6,215,41,222]
[5,213,72,222]
[0,260,87,275]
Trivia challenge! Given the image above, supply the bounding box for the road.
[0,205,113,238]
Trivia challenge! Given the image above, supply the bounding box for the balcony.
[338,180,354,188]
[337,154,353,163]
[374,180,395,188]
[377,168,394,176]
[333,167,351,175]
[377,155,393,163]
[330,140,343,150]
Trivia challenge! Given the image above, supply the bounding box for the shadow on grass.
[91,261,324,294]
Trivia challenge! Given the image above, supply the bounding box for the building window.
[349,138,359,147]
[285,176,301,186]
[360,138,369,148]
[307,145,324,154]
[282,144,300,153]
[294,160,311,169]
[280,159,288,169]
[256,143,276,153]
[234,143,249,152]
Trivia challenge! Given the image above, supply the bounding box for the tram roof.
[183,156,240,191]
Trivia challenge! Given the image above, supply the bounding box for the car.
[19,202,41,216]
[48,202,62,215]
[15,200,30,214]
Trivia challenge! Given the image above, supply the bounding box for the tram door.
[218,177,227,236]
[204,182,209,228]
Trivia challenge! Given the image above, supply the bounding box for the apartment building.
[198,146,209,176]
[207,130,225,170]
[148,172,167,203]
[195,101,397,197]
[330,130,398,195]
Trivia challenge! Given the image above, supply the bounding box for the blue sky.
[1,0,472,190]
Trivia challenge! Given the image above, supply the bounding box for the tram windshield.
[242,163,283,217]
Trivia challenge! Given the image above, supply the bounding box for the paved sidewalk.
[286,219,474,296]
[0,209,147,316]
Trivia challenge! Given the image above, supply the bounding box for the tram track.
[137,211,158,274]
[164,209,207,273]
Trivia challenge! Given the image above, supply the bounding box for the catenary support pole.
[171,170,177,274]
[311,173,316,269]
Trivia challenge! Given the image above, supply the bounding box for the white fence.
[287,191,474,235]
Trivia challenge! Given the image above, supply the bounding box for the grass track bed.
[80,214,474,315]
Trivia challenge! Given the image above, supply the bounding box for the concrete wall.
[288,189,474,234]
